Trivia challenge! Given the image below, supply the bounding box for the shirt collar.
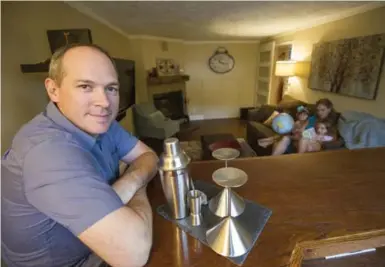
[45,101,97,150]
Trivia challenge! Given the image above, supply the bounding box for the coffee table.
[200,133,256,160]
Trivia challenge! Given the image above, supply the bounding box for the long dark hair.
[316,98,338,125]
[316,98,333,109]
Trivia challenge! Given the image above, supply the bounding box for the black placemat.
[157,180,272,266]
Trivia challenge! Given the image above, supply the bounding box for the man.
[1,44,159,267]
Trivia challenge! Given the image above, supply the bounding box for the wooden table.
[146,148,385,267]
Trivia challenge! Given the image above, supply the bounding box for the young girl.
[259,105,313,149]
[299,120,335,153]
[291,105,312,140]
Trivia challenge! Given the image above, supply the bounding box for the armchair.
[133,103,180,139]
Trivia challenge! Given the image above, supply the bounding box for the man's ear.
[45,78,60,102]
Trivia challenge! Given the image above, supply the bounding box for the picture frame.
[156,58,179,76]
[46,28,93,54]
[308,34,385,100]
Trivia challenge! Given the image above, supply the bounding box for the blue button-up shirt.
[1,102,138,267]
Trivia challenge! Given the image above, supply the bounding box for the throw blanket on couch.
[338,111,385,149]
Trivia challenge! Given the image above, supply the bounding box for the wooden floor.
[142,118,247,154]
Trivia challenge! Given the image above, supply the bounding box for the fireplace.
[153,90,188,121]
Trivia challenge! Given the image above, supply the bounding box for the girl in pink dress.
[301,121,335,153]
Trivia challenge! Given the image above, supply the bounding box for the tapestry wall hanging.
[308,34,385,100]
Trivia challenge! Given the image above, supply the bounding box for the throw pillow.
[263,110,280,127]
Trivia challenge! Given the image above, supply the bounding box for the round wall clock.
[208,47,235,74]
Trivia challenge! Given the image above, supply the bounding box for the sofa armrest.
[322,138,345,150]
[246,121,276,156]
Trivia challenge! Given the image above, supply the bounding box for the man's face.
[46,47,119,135]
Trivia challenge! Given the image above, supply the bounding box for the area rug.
[179,140,202,161]
[180,138,256,161]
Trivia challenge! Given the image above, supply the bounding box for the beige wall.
[131,38,186,104]
[132,40,258,120]
[271,6,385,118]
[184,43,258,119]
[141,39,185,71]
[1,1,135,154]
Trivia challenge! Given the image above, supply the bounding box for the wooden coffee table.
[146,148,385,267]
[200,133,256,160]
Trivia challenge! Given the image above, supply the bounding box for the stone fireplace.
[147,79,189,122]
[153,90,188,120]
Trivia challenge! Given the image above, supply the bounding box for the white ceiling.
[69,1,385,41]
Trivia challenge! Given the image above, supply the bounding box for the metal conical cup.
[209,188,245,218]
[206,216,253,258]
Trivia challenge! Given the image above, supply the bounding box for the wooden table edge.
[288,228,385,267]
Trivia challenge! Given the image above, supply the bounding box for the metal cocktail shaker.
[159,138,191,220]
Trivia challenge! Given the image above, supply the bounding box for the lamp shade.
[275,61,296,77]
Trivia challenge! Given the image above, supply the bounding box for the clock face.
[209,52,235,74]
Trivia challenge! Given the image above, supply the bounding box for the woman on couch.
[272,98,337,155]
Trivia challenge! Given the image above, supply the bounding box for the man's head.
[45,44,119,135]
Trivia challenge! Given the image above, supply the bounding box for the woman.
[272,98,337,155]
[297,98,338,153]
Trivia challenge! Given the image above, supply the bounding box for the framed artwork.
[46,29,93,54]
[308,34,385,100]
[156,58,179,76]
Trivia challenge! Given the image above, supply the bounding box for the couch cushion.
[263,110,280,127]
[149,110,166,123]
[249,121,276,137]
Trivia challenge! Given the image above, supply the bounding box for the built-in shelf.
[257,91,269,97]
[258,77,270,83]
[147,75,190,85]
[259,62,271,67]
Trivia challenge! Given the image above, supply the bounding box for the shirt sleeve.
[109,121,139,159]
[23,140,124,236]
[308,115,317,128]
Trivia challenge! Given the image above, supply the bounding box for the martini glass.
[212,148,240,168]
[206,166,252,257]
[208,166,247,218]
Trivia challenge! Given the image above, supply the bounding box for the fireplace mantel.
[146,75,190,121]
[147,75,190,86]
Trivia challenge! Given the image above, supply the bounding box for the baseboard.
[189,114,240,120]
[189,115,205,121]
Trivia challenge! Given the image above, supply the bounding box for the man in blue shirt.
[2,44,159,267]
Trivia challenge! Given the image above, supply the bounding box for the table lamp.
[275,60,296,103]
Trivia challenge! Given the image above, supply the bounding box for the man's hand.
[113,141,158,205]
[112,171,141,205]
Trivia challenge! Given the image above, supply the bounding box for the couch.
[246,95,345,156]
[133,103,181,139]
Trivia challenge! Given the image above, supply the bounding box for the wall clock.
[208,47,235,74]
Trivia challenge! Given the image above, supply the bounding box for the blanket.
[338,111,385,149]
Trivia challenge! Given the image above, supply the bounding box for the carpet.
[179,140,202,161]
